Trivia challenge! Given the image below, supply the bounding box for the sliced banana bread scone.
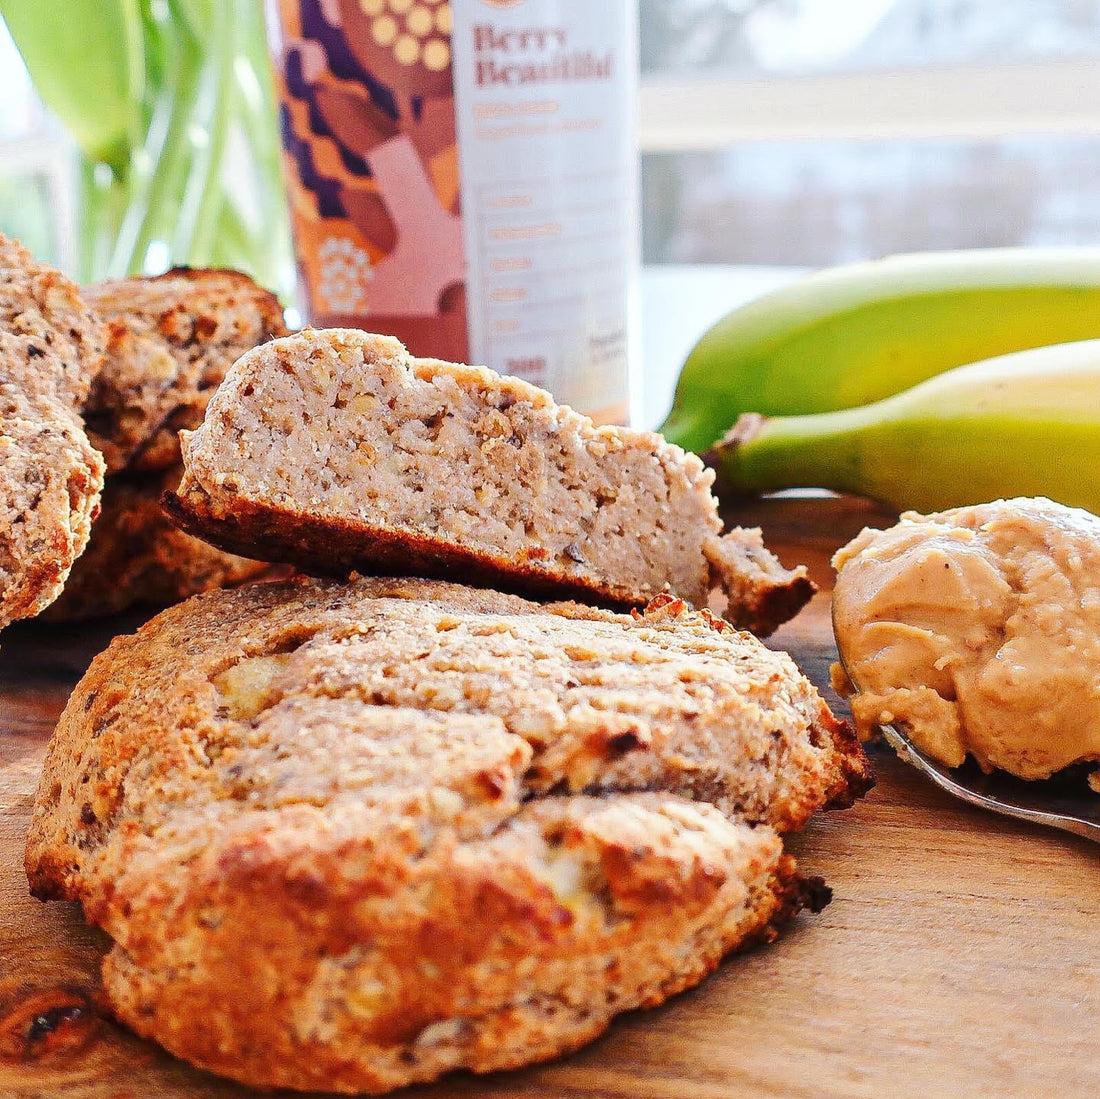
[82,268,287,473]
[0,235,107,630]
[38,268,283,619]
[27,576,867,1094]
[166,329,813,634]
[0,232,105,408]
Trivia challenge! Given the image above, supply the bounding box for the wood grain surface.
[0,496,1097,1099]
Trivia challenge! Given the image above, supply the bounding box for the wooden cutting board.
[1,496,1097,1099]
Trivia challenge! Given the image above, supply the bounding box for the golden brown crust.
[165,491,823,644]
[27,576,869,1092]
[163,483,649,608]
[43,468,269,621]
[98,798,801,1093]
[809,694,875,809]
[82,267,286,473]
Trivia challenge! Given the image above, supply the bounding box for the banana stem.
[714,407,875,496]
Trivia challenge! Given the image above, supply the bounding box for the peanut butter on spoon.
[831,497,1100,793]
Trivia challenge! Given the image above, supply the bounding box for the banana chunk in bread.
[167,329,813,634]
[27,576,869,1093]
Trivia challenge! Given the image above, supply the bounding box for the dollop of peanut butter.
[831,497,1100,791]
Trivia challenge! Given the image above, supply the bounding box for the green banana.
[712,338,1100,516]
[661,248,1100,454]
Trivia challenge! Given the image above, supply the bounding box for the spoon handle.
[879,724,1100,844]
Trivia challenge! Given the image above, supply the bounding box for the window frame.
[0,133,77,271]
[638,58,1100,151]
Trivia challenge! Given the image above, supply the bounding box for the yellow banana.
[661,248,1100,454]
[712,339,1100,515]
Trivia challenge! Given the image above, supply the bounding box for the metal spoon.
[832,611,1100,844]
[873,721,1100,843]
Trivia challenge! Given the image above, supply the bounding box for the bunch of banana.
[712,338,1100,516]
[661,248,1100,455]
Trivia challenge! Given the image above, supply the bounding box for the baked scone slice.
[27,576,867,1093]
[42,467,269,621]
[0,233,105,407]
[166,329,814,634]
[0,375,104,628]
[82,268,287,473]
[102,796,805,1095]
[0,235,107,629]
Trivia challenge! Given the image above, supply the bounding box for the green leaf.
[168,0,215,42]
[0,0,146,164]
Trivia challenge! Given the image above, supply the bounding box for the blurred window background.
[4,0,1100,275]
[640,0,1100,265]
[0,17,75,268]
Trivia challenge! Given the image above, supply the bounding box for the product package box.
[269,0,637,423]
